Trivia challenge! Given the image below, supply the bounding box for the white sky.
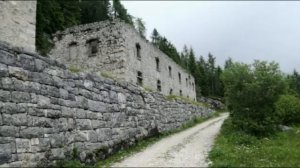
[123,1,300,73]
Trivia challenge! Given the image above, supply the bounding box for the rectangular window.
[87,39,98,57]
[156,57,160,72]
[136,43,141,60]
[169,88,173,95]
[68,42,77,61]
[168,66,172,77]
[180,90,182,96]
[137,71,143,86]
[157,80,161,92]
[186,78,188,87]
[178,72,181,84]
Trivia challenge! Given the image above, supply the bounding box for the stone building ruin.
[50,20,197,100]
[0,1,212,166]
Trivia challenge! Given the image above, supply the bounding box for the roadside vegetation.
[209,60,300,167]
[57,111,223,168]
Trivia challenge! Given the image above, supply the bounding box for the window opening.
[157,80,161,92]
[136,43,141,60]
[155,57,160,71]
[87,39,98,57]
[169,88,173,95]
[186,78,188,87]
[178,72,181,84]
[168,66,172,77]
[68,42,77,61]
[137,71,143,86]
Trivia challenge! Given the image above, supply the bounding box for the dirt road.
[112,113,229,167]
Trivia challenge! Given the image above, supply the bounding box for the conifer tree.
[151,28,160,45]
[135,18,146,39]
[80,0,110,24]
[112,0,134,25]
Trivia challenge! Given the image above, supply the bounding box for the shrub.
[221,60,287,136]
[275,94,300,125]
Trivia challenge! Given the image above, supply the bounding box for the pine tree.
[80,0,110,24]
[112,0,134,25]
[36,0,81,55]
[188,47,197,74]
[151,28,160,45]
[135,18,146,39]
[224,57,233,69]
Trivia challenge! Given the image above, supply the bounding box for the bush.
[275,94,300,125]
[221,60,287,136]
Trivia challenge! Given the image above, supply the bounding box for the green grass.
[209,118,300,167]
[59,112,222,168]
[69,65,81,73]
[165,95,210,108]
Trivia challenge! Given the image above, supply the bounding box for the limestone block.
[11,91,31,103]
[87,100,106,112]
[0,126,18,137]
[49,133,65,148]
[16,138,31,153]
[34,59,48,72]
[19,127,44,139]
[0,63,8,77]
[0,77,13,90]
[0,143,12,164]
[76,119,92,130]
[0,90,11,102]
[50,148,65,160]
[16,54,35,71]
[0,50,16,66]
[2,114,27,126]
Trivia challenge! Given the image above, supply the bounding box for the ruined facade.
[0,1,36,52]
[50,21,197,100]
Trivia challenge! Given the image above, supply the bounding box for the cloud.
[123,1,300,73]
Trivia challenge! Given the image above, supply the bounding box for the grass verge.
[59,111,223,168]
[209,118,300,167]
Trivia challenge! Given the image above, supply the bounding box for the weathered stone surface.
[88,100,106,112]
[0,42,214,166]
[50,20,196,100]
[0,63,8,77]
[11,91,31,103]
[16,138,31,153]
[8,66,29,81]
[2,114,27,126]
[0,1,36,52]
[0,143,12,164]
[0,90,11,102]
[19,127,44,139]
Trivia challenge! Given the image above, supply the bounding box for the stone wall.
[0,1,36,52]
[50,20,196,100]
[0,42,213,167]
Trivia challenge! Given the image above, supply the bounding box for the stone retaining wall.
[0,42,213,167]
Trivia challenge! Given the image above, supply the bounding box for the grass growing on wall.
[165,95,210,108]
[209,118,300,167]
[68,65,81,73]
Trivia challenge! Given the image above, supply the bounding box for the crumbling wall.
[0,1,36,52]
[0,42,213,167]
[50,20,197,100]
[50,20,127,80]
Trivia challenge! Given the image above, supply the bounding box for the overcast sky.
[123,1,300,73]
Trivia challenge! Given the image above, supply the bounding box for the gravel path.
[112,113,229,167]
